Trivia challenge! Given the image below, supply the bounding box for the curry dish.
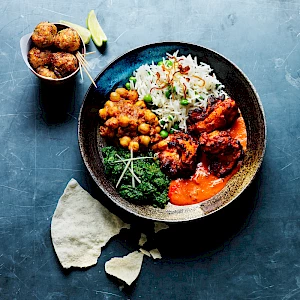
[99,52,247,207]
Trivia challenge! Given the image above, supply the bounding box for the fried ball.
[54,28,81,52]
[36,66,57,79]
[28,47,52,69]
[51,52,78,77]
[31,22,57,48]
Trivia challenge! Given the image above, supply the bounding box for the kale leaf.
[102,146,170,208]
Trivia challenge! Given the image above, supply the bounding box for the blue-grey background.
[1,0,300,299]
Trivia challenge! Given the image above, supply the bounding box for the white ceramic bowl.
[20,23,86,84]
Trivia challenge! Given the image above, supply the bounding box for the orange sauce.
[168,116,247,206]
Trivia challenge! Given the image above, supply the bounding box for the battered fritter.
[54,28,81,52]
[28,47,52,69]
[31,22,57,48]
[51,52,78,78]
[36,66,58,79]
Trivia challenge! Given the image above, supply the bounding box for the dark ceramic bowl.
[78,42,266,222]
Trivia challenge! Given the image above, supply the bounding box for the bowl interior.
[78,42,266,222]
[20,23,86,83]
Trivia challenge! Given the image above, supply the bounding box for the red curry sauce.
[168,116,247,206]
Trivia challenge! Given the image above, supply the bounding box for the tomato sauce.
[168,116,247,206]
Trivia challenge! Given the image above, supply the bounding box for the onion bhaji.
[31,22,57,48]
[188,95,239,134]
[36,66,57,79]
[28,47,52,69]
[200,130,244,177]
[51,52,78,78]
[54,28,81,52]
[153,132,199,179]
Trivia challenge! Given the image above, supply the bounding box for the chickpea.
[138,123,150,135]
[99,108,108,120]
[139,135,151,147]
[119,115,130,127]
[135,100,146,108]
[128,141,139,152]
[119,136,131,148]
[157,140,168,151]
[128,119,138,130]
[99,126,115,138]
[144,110,157,124]
[104,100,114,108]
[155,126,161,133]
[107,106,118,117]
[127,90,139,101]
[105,117,119,129]
[115,88,128,98]
[110,92,121,102]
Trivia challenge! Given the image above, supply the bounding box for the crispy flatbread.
[139,248,151,257]
[154,222,169,233]
[138,233,147,246]
[51,178,130,269]
[105,251,144,286]
[149,248,162,259]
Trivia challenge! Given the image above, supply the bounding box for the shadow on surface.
[85,167,262,261]
[38,79,76,124]
[156,172,262,260]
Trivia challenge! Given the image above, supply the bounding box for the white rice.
[132,50,227,132]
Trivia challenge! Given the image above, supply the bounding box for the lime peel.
[87,10,107,47]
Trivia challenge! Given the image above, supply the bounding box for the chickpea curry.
[99,88,162,153]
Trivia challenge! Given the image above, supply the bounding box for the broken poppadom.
[105,251,144,286]
[51,178,130,269]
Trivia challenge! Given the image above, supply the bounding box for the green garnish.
[125,82,131,90]
[102,146,170,208]
[165,90,171,99]
[129,76,137,83]
[173,123,179,130]
[180,99,189,106]
[143,94,152,102]
[160,130,169,138]
[165,60,173,68]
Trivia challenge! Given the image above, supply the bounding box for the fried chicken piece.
[153,132,199,179]
[200,130,244,177]
[188,95,239,134]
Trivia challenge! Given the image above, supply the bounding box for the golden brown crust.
[200,130,244,177]
[188,96,239,134]
[51,52,78,77]
[31,22,57,48]
[54,28,81,52]
[153,132,199,178]
[36,66,58,79]
[28,47,52,69]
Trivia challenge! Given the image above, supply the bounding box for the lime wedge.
[59,20,91,44]
[86,10,107,47]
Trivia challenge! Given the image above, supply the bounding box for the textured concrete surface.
[1,0,300,299]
